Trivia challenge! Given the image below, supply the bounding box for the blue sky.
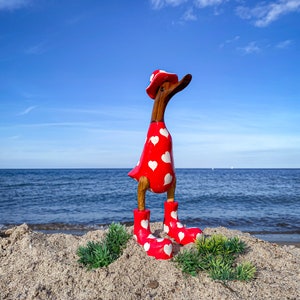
[0,0,299,168]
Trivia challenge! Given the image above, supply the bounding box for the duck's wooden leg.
[167,177,176,202]
[137,176,149,210]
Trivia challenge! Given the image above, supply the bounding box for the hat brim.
[146,72,178,99]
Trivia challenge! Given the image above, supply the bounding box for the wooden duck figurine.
[128,70,202,259]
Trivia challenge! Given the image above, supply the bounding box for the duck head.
[146,70,192,122]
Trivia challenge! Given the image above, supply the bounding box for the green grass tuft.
[77,223,131,270]
[174,234,256,281]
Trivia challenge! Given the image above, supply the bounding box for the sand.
[0,223,299,300]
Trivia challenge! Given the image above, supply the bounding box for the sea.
[0,168,299,243]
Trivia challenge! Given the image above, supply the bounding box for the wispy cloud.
[17,105,37,116]
[236,0,300,27]
[194,0,227,9]
[219,35,240,49]
[150,0,187,10]
[237,41,261,55]
[65,14,87,26]
[276,39,293,49]
[24,41,47,55]
[182,7,197,21]
[0,0,31,11]
[150,0,300,26]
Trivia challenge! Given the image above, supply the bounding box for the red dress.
[128,122,175,193]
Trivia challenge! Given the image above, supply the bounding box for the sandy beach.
[1,223,299,300]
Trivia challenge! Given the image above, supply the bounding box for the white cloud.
[17,105,37,116]
[0,0,31,10]
[24,42,47,55]
[276,39,293,49]
[236,0,300,27]
[219,35,240,48]
[150,0,300,27]
[238,41,261,55]
[150,0,187,10]
[182,7,197,21]
[194,0,226,8]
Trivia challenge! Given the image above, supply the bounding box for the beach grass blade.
[77,223,131,270]
[174,234,256,281]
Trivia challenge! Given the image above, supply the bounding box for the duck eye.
[160,87,164,92]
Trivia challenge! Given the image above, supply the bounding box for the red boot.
[133,209,173,259]
[163,201,202,245]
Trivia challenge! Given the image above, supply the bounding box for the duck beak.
[169,74,192,98]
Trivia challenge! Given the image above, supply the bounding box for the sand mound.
[1,223,299,300]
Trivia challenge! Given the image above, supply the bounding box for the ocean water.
[0,168,299,242]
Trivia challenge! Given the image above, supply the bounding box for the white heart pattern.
[196,233,203,240]
[177,222,183,228]
[159,128,169,138]
[148,160,158,171]
[178,232,185,241]
[150,136,159,146]
[163,224,169,233]
[171,211,178,219]
[144,242,150,252]
[164,244,172,256]
[161,151,171,163]
[164,173,173,186]
[141,220,148,229]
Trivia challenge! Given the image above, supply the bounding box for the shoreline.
[1,223,300,248]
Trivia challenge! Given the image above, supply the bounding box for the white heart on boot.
[163,224,169,233]
[164,244,172,256]
[144,242,150,252]
[141,220,148,229]
[171,211,178,219]
[148,160,158,171]
[159,128,169,138]
[150,136,159,145]
[161,151,171,163]
[164,173,173,185]
[178,232,185,241]
[196,233,203,240]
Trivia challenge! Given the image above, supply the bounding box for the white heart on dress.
[178,232,185,241]
[171,211,177,219]
[144,242,150,252]
[156,238,164,242]
[164,244,172,256]
[159,128,169,138]
[163,224,169,233]
[141,220,148,229]
[161,151,171,163]
[148,161,158,171]
[164,173,173,186]
[150,136,159,145]
[177,222,183,228]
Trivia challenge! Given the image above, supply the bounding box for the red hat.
[146,69,178,99]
